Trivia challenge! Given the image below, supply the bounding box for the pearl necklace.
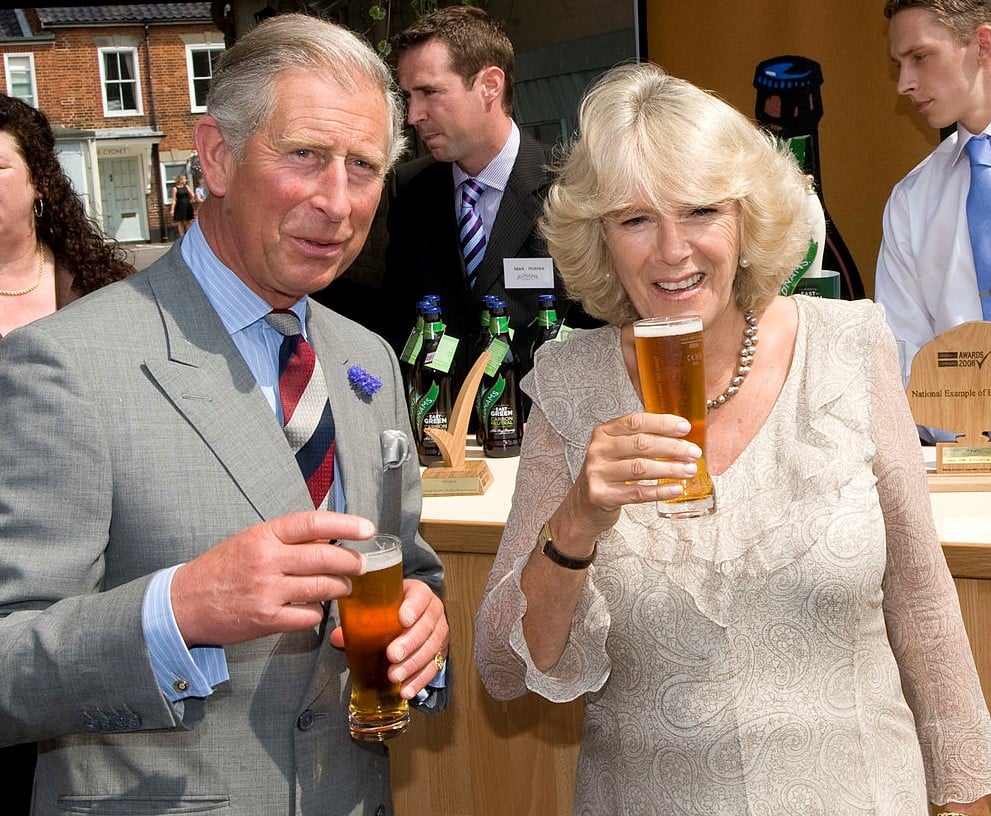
[0,243,45,297]
[706,310,758,410]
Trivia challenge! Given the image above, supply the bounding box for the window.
[4,53,37,107]
[162,162,188,205]
[99,47,141,116]
[186,45,224,112]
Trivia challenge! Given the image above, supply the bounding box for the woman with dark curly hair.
[0,92,134,813]
[0,94,133,339]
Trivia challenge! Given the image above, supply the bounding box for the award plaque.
[421,351,494,496]
[906,322,991,482]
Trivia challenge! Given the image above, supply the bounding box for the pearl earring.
[739,257,750,268]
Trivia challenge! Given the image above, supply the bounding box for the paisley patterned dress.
[475,296,991,814]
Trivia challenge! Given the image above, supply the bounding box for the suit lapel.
[473,133,550,296]
[141,252,310,521]
[305,307,388,524]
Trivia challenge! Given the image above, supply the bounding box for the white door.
[99,156,147,242]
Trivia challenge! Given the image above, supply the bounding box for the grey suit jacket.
[0,245,443,816]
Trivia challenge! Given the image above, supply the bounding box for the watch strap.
[539,520,596,570]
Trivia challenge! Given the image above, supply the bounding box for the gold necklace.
[0,243,45,297]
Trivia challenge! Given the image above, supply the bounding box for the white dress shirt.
[876,124,988,384]
[452,120,520,238]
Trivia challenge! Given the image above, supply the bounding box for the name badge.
[503,257,554,289]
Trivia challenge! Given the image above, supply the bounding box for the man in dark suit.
[381,5,598,383]
[0,15,447,815]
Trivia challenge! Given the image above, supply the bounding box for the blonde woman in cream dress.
[474,63,991,815]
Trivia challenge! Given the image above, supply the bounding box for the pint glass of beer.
[633,315,716,518]
[338,534,409,741]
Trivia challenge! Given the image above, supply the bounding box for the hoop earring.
[739,257,750,268]
[34,198,44,218]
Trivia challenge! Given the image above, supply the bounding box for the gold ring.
[434,653,446,673]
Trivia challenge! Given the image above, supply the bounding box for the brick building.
[1,5,223,242]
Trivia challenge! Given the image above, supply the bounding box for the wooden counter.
[390,448,991,816]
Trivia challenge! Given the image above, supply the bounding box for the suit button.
[374,807,385,816]
[297,710,315,730]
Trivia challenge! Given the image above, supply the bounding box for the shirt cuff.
[413,659,448,704]
[142,565,230,702]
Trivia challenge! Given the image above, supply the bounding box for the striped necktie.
[966,134,991,320]
[459,178,487,287]
[265,309,336,510]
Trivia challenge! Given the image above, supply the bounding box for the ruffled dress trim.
[522,297,887,627]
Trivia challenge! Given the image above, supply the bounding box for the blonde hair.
[541,61,810,324]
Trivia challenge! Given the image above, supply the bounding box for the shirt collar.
[452,120,520,192]
[180,220,308,336]
[952,123,991,166]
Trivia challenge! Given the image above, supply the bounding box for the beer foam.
[341,536,403,570]
[633,316,703,337]
[366,545,402,570]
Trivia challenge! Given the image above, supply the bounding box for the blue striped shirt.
[141,221,343,702]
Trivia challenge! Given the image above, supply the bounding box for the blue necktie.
[458,178,487,288]
[965,134,991,320]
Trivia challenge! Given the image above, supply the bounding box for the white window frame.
[161,162,188,206]
[4,53,38,108]
[185,44,224,112]
[98,46,142,117]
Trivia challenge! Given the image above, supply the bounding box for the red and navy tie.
[265,309,336,509]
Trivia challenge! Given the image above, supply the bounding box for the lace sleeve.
[474,404,611,703]
[871,307,991,803]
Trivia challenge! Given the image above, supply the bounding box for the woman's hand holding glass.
[562,411,702,534]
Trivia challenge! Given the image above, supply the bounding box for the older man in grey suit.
[0,14,448,816]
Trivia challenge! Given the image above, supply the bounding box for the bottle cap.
[753,55,822,93]
[753,55,824,135]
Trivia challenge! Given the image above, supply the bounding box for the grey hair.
[540,61,810,324]
[205,13,407,168]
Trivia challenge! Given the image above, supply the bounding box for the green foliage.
[365,0,481,56]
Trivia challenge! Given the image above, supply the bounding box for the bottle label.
[490,315,514,340]
[413,381,441,442]
[484,338,510,376]
[487,403,518,437]
[400,329,422,364]
[481,376,511,435]
[425,333,459,374]
[532,309,558,329]
[780,239,819,296]
[781,191,826,296]
[783,135,811,169]
[793,269,840,299]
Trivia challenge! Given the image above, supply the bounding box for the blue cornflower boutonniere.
[347,364,382,401]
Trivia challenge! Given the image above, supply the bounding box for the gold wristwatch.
[538,520,596,570]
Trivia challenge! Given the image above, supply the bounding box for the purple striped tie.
[459,178,487,287]
[265,310,336,510]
